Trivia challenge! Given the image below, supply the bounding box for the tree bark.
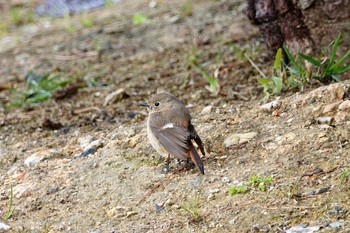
[247,0,314,56]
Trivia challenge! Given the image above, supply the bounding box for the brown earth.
[0,0,350,232]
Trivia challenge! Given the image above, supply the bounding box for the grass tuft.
[3,185,14,220]
[228,185,248,195]
[339,167,350,184]
[132,14,149,25]
[6,72,70,108]
[257,32,350,99]
[249,175,273,192]
[180,193,202,222]
[188,50,220,95]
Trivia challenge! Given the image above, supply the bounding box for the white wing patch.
[162,123,174,129]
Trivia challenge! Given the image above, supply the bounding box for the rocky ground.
[0,0,350,232]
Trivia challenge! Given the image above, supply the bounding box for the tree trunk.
[248,0,350,57]
[247,0,314,56]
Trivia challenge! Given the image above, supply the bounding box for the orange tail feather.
[189,142,204,175]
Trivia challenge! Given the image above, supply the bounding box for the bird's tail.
[189,142,204,175]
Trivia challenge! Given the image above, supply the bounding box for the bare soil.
[0,0,350,232]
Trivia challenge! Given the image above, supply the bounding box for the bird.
[141,92,205,174]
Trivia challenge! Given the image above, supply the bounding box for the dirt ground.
[1,0,350,232]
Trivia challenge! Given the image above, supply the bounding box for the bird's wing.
[149,113,190,160]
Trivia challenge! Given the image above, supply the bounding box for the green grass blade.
[326,32,341,72]
[283,45,301,71]
[331,74,341,82]
[257,78,270,86]
[332,64,350,74]
[132,14,149,25]
[286,66,301,76]
[193,64,218,90]
[272,76,283,94]
[3,185,13,220]
[287,76,301,89]
[26,90,52,104]
[329,49,350,71]
[274,48,282,70]
[299,53,322,67]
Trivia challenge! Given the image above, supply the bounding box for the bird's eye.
[154,101,160,107]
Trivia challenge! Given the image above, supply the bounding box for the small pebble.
[208,178,218,183]
[326,83,345,100]
[334,111,347,122]
[0,222,10,230]
[164,199,174,207]
[103,88,127,107]
[209,188,220,194]
[329,221,342,228]
[61,127,70,134]
[149,0,157,8]
[13,182,33,198]
[126,211,138,218]
[207,193,215,201]
[260,100,281,112]
[48,187,58,194]
[229,217,238,224]
[284,132,296,141]
[127,138,137,148]
[80,148,96,157]
[328,205,347,216]
[106,206,130,218]
[313,168,324,174]
[322,101,342,113]
[287,118,294,123]
[314,187,330,195]
[24,149,60,167]
[84,140,104,151]
[338,100,350,110]
[155,204,163,212]
[201,105,212,114]
[316,117,333,125]
[223,132,257,148]
[222,177,231,184]
[168,15,180,23]
[286,224,320,233]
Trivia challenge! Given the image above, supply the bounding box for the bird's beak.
[140,102,149,108]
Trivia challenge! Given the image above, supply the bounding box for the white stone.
[201,105,213,114]
[222,177,231,184]
[223,132,258,148]
[84,140,104,151]
[149,0,157,8]
[0,222,10,230]
[260,100,281,112]
[103,88,126,107]
[209,188,220,194]
[286,224,320,233]
[24,149,60,167]
[0,37,17,53]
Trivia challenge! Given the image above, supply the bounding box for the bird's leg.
[162,154,171,174]
[171,158,195,174]
[181,157,194,171]
[176,159,182,166]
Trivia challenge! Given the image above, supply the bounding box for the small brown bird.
[141,93,205,174]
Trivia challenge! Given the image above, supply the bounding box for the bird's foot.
[161,165,170,174]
